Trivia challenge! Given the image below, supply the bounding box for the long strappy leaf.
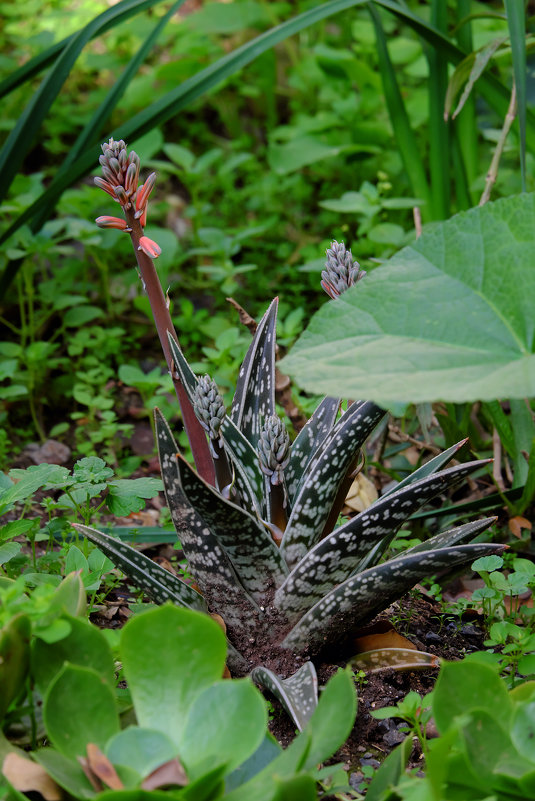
[73,523,206,611]
[280,401,386,569]
[285,396,340,505]
[174,449,288,602]
[276,460,491,622]
[281,542,507,653]
[230,298,277,449]
[156,410,260,636]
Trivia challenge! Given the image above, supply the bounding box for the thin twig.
[413,206,423,238]
[479,81,517,206]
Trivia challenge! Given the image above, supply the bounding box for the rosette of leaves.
[77,299,504,730]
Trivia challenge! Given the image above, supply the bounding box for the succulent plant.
[84,143,504,729]
[77,301,505,730]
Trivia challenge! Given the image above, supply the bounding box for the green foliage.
[78,293,503,729]
[282,193,535,404]
[368,659,535,801]
[1,605,357,800]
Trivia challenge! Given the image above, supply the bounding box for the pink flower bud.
[135,172,156,212]
[94,177,117,198]
[138,236,161,258]
[95,216,128,230]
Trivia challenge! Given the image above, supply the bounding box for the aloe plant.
[77,143,505,731]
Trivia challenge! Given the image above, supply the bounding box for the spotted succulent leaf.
[172,445,289,602]
[155,410,261,635]
[275,460,490,622]
[285,396,340,505]
[251,661,318,732]
[281,542,507,653]
[403,517,496,555]
[381,438,469,498]
[73,523,206,611]
[230,297,277,450]
[280,401,386,569]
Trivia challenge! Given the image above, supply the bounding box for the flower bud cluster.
[94,138,161,259]
[95,138,140,211]
[258,415,290,486]
[321,240,366,299]
[193,375,226,445]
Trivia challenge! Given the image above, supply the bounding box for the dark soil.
[263,591,487,790]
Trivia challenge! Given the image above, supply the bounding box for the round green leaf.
[281,194,535,404]
[44,664,119,759]
[32,615,115,693]
[120,605,226,748]
[106,727,178,778]
[179,679,267,780]
[511,702,535,763]
[433,660,511,735]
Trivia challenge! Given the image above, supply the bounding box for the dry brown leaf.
[141,759,188,790]
[86,743,124,790]
[344,473,378,513]
[3,752,63,801]
[509,516,532,539]
[355,630,417,653]
[350,648,440,674]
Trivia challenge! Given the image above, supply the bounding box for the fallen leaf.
[509,516,532,539]
[3,752,62,800]
[86,743,123,790]
[344,473,378,513]
[349,647,440,674]
[354,627,417,653]
[142,758,188,790]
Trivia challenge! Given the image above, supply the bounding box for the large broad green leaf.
[281,194,535,405]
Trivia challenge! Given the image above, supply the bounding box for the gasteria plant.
[78,141,505,729]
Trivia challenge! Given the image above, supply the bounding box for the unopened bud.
[321,240,366,299]
[258,415,290,486]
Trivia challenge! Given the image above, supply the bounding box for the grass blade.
[504,0,527,190]
[426,0,450,219]
[368,4,431,217]
[0,0,164,204]
[29,0,187,236]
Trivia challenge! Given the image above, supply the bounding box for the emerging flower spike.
[321,240,366,299]
[138,236,161,259]
[193,375,226,447]
[258,415,290,486]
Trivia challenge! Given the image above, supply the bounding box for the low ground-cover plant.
[2,604,357,801]
[75,140,506,730]
[366,658,535,801]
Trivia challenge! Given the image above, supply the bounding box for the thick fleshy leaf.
[280,400,385,568]
[285,396,339,505]
[44,664,119,759]
[381,439,468,497]
[178,679,267,780]
[106,727,177,779]
[74,523,206,611]
[175,450,288,600]
[0,614,30,722]
[32,748,97,799]
[120,605,226,748]
[281,194,535,404]
[32,615,115,693]
[155,412,260,634]
[403,517,496,555]
[276,461,488,621]
[230,298,277,450]
[251,662,318,732]
[281,543,507,653]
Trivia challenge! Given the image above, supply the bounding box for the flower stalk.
[94,139,215,485]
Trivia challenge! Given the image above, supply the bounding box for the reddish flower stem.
[125,212,215,486]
